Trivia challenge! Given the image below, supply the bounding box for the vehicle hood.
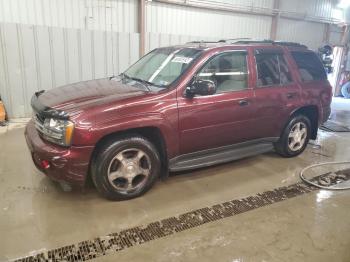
[37,78,147,116]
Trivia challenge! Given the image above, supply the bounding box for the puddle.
[10,169,350,262]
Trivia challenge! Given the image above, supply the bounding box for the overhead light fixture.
[338,0,350,9]
[332,8,345,21]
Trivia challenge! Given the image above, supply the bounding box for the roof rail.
[234,39,274,44]
[187,38,254,44]
[186,40,219,44]
[273,41,308,48]
[218,38,252,42]
[233,39,307,48]
[186,39,308,48]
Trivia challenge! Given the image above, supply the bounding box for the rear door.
[177,49,257,154]
[289,51,332,123]
[252,48,302,138]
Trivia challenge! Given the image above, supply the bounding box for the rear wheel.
[91,135,161,200]
[274,115,311,157]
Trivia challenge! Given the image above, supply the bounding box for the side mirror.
[186,79,217,97]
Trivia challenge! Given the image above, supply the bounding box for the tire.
[91,135,161,200]
[341,81,350,98]
[274,115,311,158]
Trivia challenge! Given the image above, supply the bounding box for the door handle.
[286,92,297,99]
[238,100,249,106]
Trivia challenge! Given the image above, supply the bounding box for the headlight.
[42,118,75,146]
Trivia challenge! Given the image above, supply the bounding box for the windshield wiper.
[120,73,152,92]
[119,73,129,80]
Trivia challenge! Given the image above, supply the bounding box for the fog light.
[40,160,50,169]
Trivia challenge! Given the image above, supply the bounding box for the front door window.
[196,52,248,93]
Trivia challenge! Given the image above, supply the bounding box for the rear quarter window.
[291,51,327,82]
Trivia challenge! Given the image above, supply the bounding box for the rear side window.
[291,52,327,82]
[255,53,293,87]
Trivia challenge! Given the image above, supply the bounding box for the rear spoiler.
[31,90,69,120]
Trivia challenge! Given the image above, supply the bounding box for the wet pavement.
[1,98,350,261]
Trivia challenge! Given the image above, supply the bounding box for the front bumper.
[24,120,94,186]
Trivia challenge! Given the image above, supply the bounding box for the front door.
[177,50,257,154]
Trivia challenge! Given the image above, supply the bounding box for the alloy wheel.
[107,148,151,193]
[288,122,307,152]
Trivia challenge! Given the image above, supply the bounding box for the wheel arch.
[88,126,169,185]
[290,105,319,139]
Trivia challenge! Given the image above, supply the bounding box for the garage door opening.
[328,46,344,95]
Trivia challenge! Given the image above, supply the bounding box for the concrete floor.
[1,97,350,262]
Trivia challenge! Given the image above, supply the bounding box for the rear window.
[291,52,327,82]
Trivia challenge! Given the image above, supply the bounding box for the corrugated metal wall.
[0,0,139,118]
[276,19,325,50]
[0,0,347,118]
[329,24,344,46]
[0,23,139,118]
[0,0,344,44]
[0,0,138,32]
[279,0,334,20]
[146,1,272,39]
[145,33,212,52]
[145,0,343,50]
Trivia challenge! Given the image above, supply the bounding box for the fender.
[288,104,320,121]
[82,112,179,159]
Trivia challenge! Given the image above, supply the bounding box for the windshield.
[124,47,203,87]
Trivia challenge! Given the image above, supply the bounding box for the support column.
[270,0,280,41]
[139,0,146,56]
[341,25,349,46]
[323,24,330,43]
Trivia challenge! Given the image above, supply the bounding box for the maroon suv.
[25,40,332,200]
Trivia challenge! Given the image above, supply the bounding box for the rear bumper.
[24,120,94,186]
[321,106,331,125]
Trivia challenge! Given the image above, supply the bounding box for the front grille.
[36,113,45,124]
[33,112,45,135]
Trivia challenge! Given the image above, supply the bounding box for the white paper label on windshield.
[171,56,193,64]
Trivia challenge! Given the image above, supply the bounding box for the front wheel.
[274,115,311,157]
[91,135,161,200]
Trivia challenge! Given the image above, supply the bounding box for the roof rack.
[218,38,252,42]
[233,39,307,48]
[186,38,254,44]
[186,39,307,48]
[186,40,219,44]
[234,39,274,44]
[273,41,307,48]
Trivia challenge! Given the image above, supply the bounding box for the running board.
[169,138,277,172]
